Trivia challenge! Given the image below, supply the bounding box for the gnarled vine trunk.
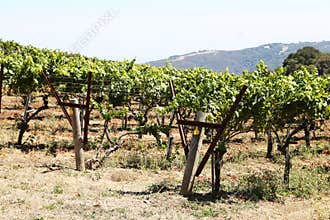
[17,95,48,145]
[266,129,273,158]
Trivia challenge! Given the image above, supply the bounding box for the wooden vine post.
[0,64,4,113]
[70,98,85,171]
[42,71,93,171]
[83,72,92,145]
[180,111,207,196]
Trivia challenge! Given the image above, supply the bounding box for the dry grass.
[0,148,329,220]
[0,95,330,219]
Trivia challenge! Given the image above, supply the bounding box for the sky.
[1,0,330,63]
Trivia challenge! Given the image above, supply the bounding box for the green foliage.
[110,149,185,170]
[293,144,330,158]
[194,177,212,192]
[226,148,250,163]
[244,63,329,134]
[283,46,320,74]
[93,98,128,122]
[283,46,330,75]
[1,40,329,188]
[226,166,330,201]
[232,170,283,202]
[42,203,57,210]
[192,207,220,218]
[1,40,328,135]
[288,168,330,198]
[316,53,330,75]
[51,185,64,194]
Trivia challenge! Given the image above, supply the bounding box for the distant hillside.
[148,41,330,73]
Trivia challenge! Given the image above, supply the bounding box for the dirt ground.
[0,95,330,219]
[0,148,329,220]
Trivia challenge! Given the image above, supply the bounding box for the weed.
[316,207,330,219]
[42,203,56,210]
[148,179,179,193]
[181,201,200,210]
[108,150,185,170]
[90,211,96,219]
[100,188,121,197]
[314,165,330,174]
[227,167,330,201]
[22,134,37,146]
[140,210,154,218]
[44,142,57,156]
[89,172,102,181]
[270,155,285,165]
[226,148,250,163]
[193,207,220,218]
[231,170,283,202]
[288,168,330,198]
[63,169,79,177]
[100,190,109,197]
[19,181,30,190]
[293,144,330,158]
[110,207,127,218]
[51,185,64,194]
[182,201,226,218]
[56,199,64,206]
[194,177,212,192]
[229,201,257,214]
[16,198,25,205]
[84,141,99,151]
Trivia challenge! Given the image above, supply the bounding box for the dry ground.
[0,95,330,219]
[0,149,329,220]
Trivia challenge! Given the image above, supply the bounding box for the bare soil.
[0,148,330,220]
[0,95,329,219]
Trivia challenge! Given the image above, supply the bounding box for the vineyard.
[0,40,330,219]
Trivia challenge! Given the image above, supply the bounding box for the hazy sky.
[1,0,330,62]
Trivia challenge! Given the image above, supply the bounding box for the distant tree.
[283,46,320,75]
[316,53,330,75]
[283,46,330,75]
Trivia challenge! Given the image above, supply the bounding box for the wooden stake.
[0,64,4,113]
[70,98,85,171]
[211,152,215,192]
[284,143,290,188]
[180,111,207,196]
[83,72,92,144]
[42,72,72,126]
[169,80,189,157]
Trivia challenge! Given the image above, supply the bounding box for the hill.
[148,41,330,73]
